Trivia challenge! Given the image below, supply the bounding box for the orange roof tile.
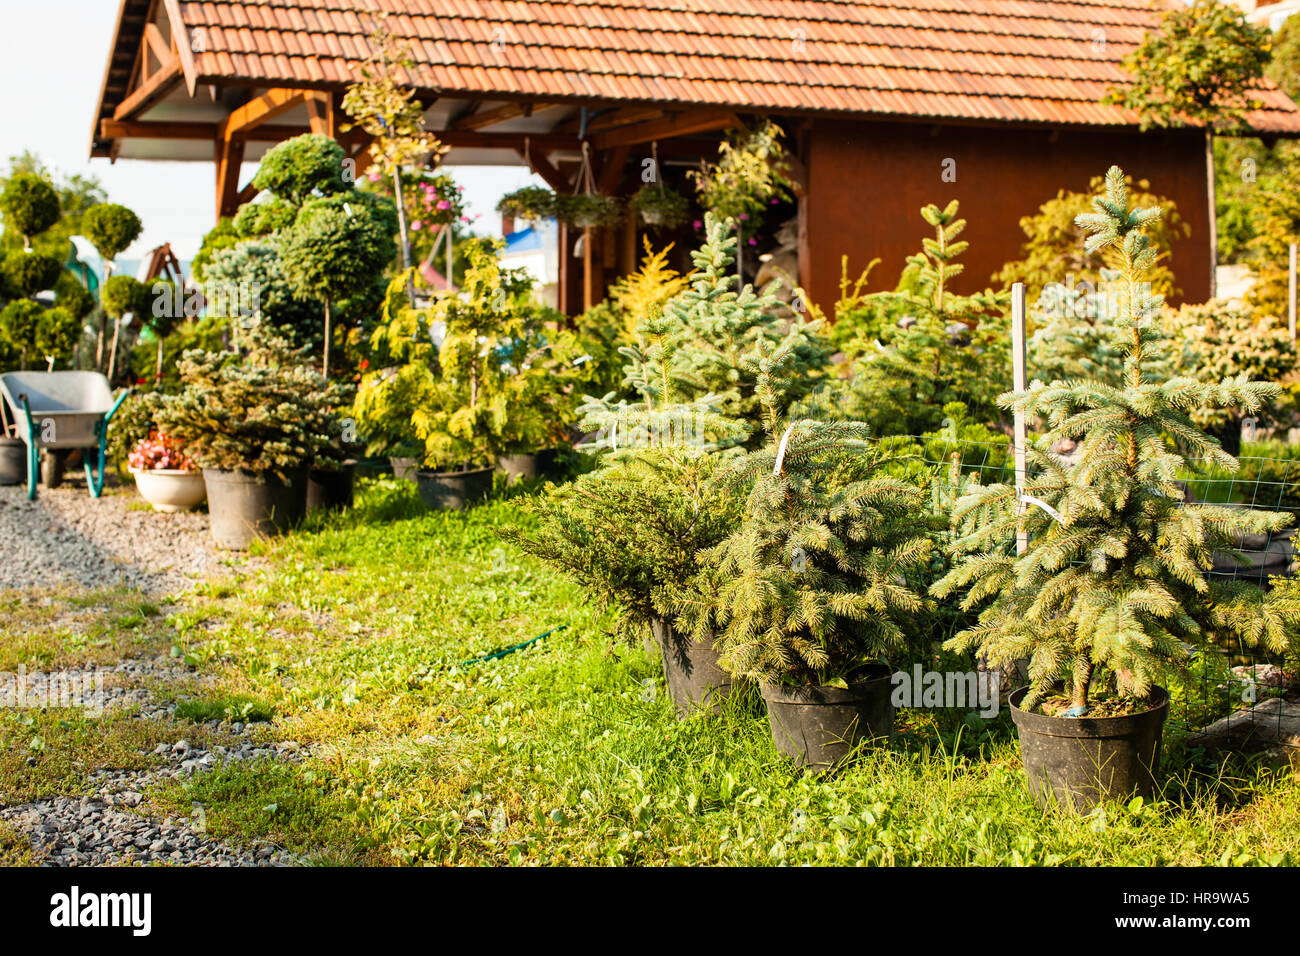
[158,1,1300,131]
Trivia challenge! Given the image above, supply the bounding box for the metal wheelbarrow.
[0,371,130,501]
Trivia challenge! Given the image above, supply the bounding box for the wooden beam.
[593,111,741,150]
[452,101,560,132]
[215,134,246,221]
[99,119,306,141]
[218,88,307,142]
[573,107,665,136]
[143,22,172,68]
[112,56,182,121]
[436,130,580,153]
[596,144,630,195]
[515,147,572,193]
[304,91,335,138]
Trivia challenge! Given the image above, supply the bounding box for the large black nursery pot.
[306,460,356,513]
[1009,686,1169,813]
[203,466,308,551]
[651,616,732,718]
[761,665,895,771]
[414,465,493,511]
[496,448,561,484]
[0,437,24,485]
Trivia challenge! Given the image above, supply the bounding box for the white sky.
[0,1,540,262]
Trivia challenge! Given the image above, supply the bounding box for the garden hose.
[454,624,567,668]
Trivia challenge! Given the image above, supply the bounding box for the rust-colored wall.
[802,119,1211,314]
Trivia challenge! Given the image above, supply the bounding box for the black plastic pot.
[761,666,895,771]
[1009,686,1169,813]
[306,461,356,512]
[651,617,732,718]
[496,448,560,484]
[0,438,24,486]
[203,467,308,551]
[414,466,493,511]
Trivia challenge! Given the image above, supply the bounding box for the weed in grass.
[173,692,275,724]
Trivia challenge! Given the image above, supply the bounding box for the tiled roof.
[169,0,1300,131]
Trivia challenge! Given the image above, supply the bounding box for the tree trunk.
[1206,129,1218,301]
[393,167,412,272]
[156,337,164,383]
[96,262,115,373]
[106,317,123,385]
[1072,662,1093,711]
[323,298,332,379]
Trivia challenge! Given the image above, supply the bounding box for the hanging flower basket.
[557,193,622,230]
[628,183,690,228]
[496,186,558,224]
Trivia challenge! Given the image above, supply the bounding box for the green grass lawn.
[99,477,1292,867]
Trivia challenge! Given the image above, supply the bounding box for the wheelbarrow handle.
[105,387,133,424]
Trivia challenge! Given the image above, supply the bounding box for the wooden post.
[1289,241,1296,345]
[1011,282,1029,557]
[583,226,593,311]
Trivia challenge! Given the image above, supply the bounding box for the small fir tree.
[821,201,1009,435]
[935,167,1293,714]
[671,333,934,686]
[580,213,830,452]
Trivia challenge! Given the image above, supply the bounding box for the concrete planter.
[131,468,207,513]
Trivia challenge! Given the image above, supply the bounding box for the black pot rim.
[1009,685,1170,739]
[414,465,494,479]
[202,465,307,482]
[761,663,894,705]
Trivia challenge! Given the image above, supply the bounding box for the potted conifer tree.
[156,327,350,549]
[696,425,932,768]
[935,167,1294,812]
[504,448,745,716]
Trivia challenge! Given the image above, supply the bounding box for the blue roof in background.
[505,227,544,253]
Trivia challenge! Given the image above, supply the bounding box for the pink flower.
[411,220,423,231]
[368,170,382,182]
[738,213,749,221]
[693,220,703,230]
[748,238,757,245]
[436,199,451,210]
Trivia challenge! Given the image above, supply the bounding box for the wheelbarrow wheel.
[41,450,65,489]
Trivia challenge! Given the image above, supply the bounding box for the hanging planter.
[557,192,622,230]
[628,183,690,228]
[496,186,558,225]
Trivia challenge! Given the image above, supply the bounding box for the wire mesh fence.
[796,404,1300,745]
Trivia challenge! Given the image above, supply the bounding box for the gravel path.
[0,475,301,866]
[0,477,246,594]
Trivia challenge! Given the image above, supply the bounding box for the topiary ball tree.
[83,202,143,377]
[0,173,60,250]
[251,134,348,206]
[100,273,148,383]
[279,191,397,377]
[35,306,80,371]
[0,299,44,369]
[53,274,95,320]
[82,203,142,272]
[3,250,63,298]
